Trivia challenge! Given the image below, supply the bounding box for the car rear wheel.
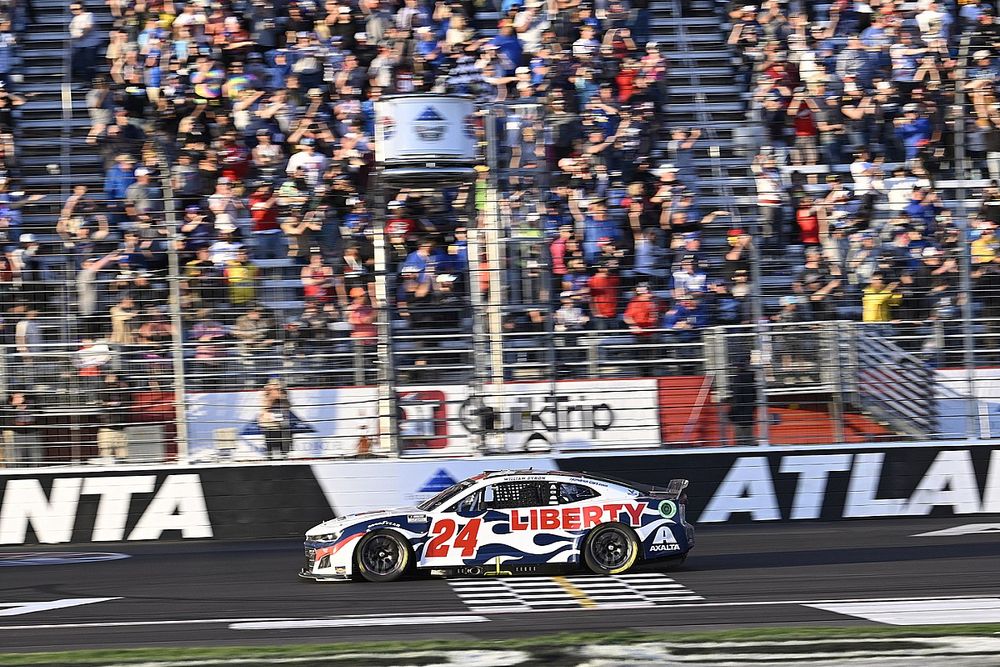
[355,530,411,583]
[583,523,639,575]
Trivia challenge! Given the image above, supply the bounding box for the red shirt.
[249,191,279,232]
[793,105,817,137]
[588,272,620,319]
[796,208,820,245]
[625,296,660,333]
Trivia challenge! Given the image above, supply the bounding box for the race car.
[300,469,692,582]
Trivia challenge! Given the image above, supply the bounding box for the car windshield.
[417,479,476,511]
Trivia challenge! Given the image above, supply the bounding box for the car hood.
[306,507,424,537]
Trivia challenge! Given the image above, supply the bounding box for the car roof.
[478,469,646,493]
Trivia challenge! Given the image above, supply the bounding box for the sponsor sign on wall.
[185,380,662,459]
[0,467,331,545]
[557,446,1000,523]
[4,445,998,546]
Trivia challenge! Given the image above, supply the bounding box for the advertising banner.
[374,95,476,165]
[556,445,1000,523]
[185,380,663,459]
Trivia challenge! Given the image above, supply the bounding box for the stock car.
[299,470,692,582]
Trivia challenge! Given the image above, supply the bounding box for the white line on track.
[230,615,490,630]
[3,594,1000,631]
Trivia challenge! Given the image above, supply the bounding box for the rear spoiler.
[649,478,689,500]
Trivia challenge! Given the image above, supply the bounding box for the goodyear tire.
[583,523,640,575]
[355,530,412,583]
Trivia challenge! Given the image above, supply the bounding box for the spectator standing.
[97,373,130,462]
[862,273,902,326]
[69,3,100,82]
[224,248,260,308]
[588,261,620,330]
[13,309,42,388]
[109,295,137,345]
[258,379,293,459]
[2,392,41,467]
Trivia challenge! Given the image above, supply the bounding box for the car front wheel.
[583,523,639,575]
[355,530,411,583]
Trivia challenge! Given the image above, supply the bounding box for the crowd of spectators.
[721,0,1000,363]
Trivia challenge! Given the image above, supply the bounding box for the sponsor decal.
[648,525,680,552]
[414,106,447,142]
[509,503,647,531]
[407,514,430,523]
[0,474,213,544]
[659,500,677,520]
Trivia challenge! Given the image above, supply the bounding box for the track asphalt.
[1,517,999,653]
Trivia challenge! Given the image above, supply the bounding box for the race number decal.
[425,519,482,558]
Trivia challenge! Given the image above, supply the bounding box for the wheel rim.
[591,527,632,570]
[361,535,402,575]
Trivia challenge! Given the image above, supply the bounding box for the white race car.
[300,469,692,582]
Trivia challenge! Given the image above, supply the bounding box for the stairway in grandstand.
[15,0,111,231]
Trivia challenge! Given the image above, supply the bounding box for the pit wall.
[1,444,998,545]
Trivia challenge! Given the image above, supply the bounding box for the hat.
[300,137,316,146]
[256,128,271,136]
[474,164,489,173]
[903,103,920,113]
[683,231,700,241]
[20,233,35,243]
[436,273,457,284]
[922,246,941,258]
[728,228,747,237]
[387,200,403,210]
[214,213,236,232]
[185,205,200,213]
[974,50,991,60]
[779,295,799,307]
[741,4,755,11]
[217,176,232,184]
[134,167,150,177]
[645,41,659,50]
[338,4,351,12]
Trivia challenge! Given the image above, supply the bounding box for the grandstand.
[1,0,999,466]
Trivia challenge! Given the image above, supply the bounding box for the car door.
[418,480,554,568]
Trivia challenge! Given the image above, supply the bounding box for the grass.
[3,625,1000,666]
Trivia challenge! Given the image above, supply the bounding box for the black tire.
[355,530,412,583]
[583,523,640,575]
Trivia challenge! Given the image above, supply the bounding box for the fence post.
[159,152,190,463]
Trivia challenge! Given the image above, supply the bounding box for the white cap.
[214,213,236,232]
[134,167,150,177]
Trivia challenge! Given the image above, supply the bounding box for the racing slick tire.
[583,522,640,575]
[355,530,413,583]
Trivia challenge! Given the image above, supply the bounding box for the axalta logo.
[510,503,647,531]
[419,469,458,493]
[0,474,213,545]
[648,525,680,552]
